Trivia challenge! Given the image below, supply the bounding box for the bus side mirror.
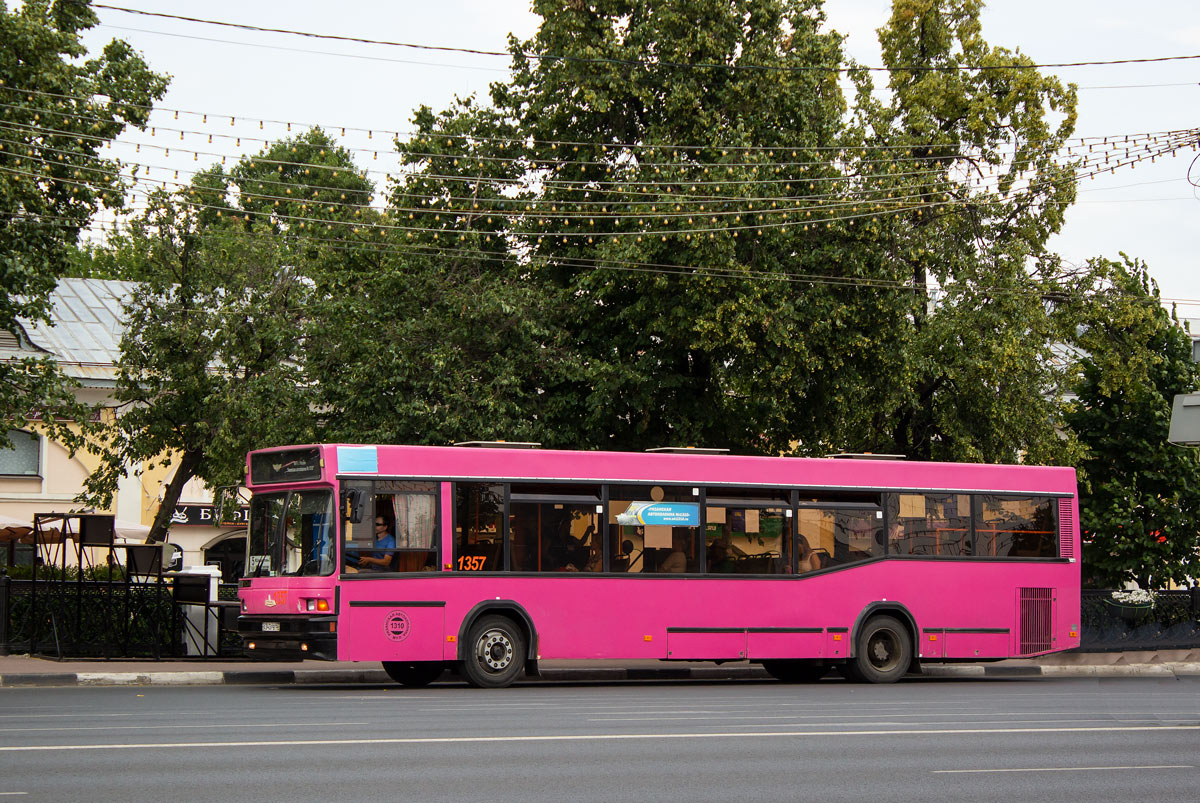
[341,489,365,523]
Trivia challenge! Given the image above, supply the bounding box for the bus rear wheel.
[461,615,526,688]
[762,660,830,683]
[382,661,445,687]
[848,615,911,684]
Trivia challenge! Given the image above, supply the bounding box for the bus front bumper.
[238,615,338,661]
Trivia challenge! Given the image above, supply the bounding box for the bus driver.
[346,516,395,571]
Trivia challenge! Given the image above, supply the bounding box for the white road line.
[1,724,1197,752]
[2,721,370,733]
[934,765,1195,774]
[715,718,1200,729]
[0,709,334,720]
[588,714,1200,723]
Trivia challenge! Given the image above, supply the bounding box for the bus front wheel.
[461,614,526,688]
[382,661,445,687]
[848,615,911,684]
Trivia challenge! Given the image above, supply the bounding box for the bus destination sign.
[250,448,323,484]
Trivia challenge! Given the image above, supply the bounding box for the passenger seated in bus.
[346,516,396,571]
[707,541,735,573]
[797,535,816,573]
[659,533,689,572]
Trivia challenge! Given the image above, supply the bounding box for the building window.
[0,430,40,476]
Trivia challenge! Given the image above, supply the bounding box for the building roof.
[7,278,135,386]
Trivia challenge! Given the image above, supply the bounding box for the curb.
[2,663,1198,688]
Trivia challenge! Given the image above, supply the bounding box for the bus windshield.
[247,489,335,577]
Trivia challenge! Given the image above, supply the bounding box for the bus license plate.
[261,622,280,632]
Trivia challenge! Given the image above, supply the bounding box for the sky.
[78,1,1200,321]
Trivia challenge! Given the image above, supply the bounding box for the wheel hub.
[480,630,513,671]
[868,633,896,668]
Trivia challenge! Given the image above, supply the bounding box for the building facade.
[1,278,246,578]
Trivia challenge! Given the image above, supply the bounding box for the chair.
[614,539,641,572]
[738,555,771,574]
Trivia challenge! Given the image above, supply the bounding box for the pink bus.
[237,443,1081,687]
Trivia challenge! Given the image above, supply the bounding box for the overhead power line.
[4,124,1181,246]
[91,3,1200,74]
[11,210,1194,326]
[9,84,1191,157]
[6,121,1186,235]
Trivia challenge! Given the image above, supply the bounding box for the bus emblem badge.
[384,610,412,642]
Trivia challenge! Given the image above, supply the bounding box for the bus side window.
[455,483,504,570]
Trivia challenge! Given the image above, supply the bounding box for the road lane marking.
[716,717,1200,728]
[589,714,1200,723]
[934,765,1195,774]
[2,721,369,733]
[1,724,1198,752]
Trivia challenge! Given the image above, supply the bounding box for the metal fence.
[1080,589,1200,652]
[4,574,1197,658]
[0,574,243,659]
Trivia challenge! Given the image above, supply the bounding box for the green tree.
[229,127,375,232]
[0,0,166,440]
[79,131,380,540]
[848,0,1080,462]
[301,100,579,446]
[80,177,317,542]
[1062,256,1200,588]
[385,0,1088,463]
[403,0,910,454]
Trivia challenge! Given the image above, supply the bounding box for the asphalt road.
[2,676,1199,802]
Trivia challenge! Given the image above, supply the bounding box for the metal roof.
[14,278,135,381]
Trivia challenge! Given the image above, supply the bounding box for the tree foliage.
[81,172,331,543]
[1061,257,1200,588]
[0,0,166,440]
[301,101,579,446]
[400,0,907,454]
[383,0,1083,465]
[847,0,1079,462]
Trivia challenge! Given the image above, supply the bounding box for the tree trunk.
[145,448,202,544]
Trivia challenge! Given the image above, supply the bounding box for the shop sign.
[170,505,250,527]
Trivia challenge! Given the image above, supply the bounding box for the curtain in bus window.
[509,484,602,573]
[394,493,436,549]
[975,495,1057,558]
[609,484,700,573]
[454,483,504,571]
[373,481,437,550]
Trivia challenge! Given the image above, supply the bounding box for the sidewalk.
[2,650,1199,687]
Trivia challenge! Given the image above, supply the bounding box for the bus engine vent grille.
[1058,499,1074,559]
[1018,587,1054,655]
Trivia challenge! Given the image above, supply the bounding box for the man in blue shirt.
[347,516,396,571]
